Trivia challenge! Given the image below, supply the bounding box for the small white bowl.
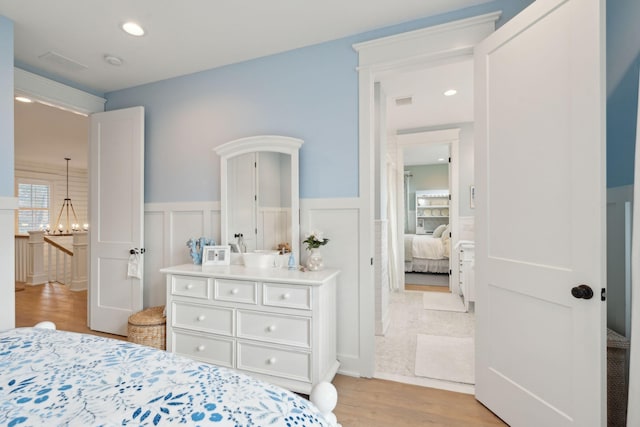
[242,250,278,268]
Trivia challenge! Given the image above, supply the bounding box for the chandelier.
[47,157,87,234]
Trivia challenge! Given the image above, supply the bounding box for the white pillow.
[441,225,451,241]
[432,224,447,238]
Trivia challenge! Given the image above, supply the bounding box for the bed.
[0,326,338,426]
[404,225,451,274]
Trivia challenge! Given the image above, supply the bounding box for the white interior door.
[89,106,144,336]
[474,0,606,425]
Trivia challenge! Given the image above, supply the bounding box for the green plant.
[303,231,329,250]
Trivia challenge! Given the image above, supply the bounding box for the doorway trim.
[14,68,105,115]
[396,129,460,294]
[353,11,500,377]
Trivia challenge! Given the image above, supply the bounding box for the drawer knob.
[267,325,277,332]
[231,288,239,295]
[197,345,205,352]
[267,357,277,365]
[186,284,194,290]
[282,293,291,300]
[197,315,206,321]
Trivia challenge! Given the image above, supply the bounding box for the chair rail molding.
[0,196,18,210]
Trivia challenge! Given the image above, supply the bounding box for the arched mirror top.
[214,135,303,266]
[215,135,303,159]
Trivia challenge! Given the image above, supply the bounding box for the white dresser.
[160,264,340,394]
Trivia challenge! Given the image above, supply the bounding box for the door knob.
[571,284,594,300]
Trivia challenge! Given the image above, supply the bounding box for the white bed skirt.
[405,258,449,274]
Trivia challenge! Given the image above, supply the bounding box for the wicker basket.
[607,328,630,427]
[128,306,166,350]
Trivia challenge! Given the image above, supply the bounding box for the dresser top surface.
[160,264,340,285]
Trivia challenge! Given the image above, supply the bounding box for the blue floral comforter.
[0,328,330,426]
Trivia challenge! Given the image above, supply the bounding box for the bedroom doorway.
[399,132,455,294]
[373,58,475,393]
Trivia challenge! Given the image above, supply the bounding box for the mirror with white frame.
[214,135,303,264]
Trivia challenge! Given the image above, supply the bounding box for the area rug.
[414,334,474,384]
[423,291,465,312]
[405,272,448,286]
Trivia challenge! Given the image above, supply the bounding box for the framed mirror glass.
[214,135,303,264]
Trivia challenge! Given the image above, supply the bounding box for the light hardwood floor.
[15,282,506,427]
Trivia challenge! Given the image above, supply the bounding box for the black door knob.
[571,284,594,300]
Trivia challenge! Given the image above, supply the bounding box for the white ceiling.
[383,58,474,134]
[14,100,89,169]
[1,0,491,93]
[382,59,474,166]
[5,0,482,170]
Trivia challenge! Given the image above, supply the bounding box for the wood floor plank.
[15,281,506,427]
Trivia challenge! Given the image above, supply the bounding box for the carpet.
[423,291,466,312]
[415,334,474,384]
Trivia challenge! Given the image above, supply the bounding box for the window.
[17,182,50,234]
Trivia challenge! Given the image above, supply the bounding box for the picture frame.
[202,245,231,266]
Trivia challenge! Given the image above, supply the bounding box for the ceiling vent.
[38,51,88,72]
[394,96,413,106]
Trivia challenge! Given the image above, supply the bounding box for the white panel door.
[474,0,605,426]
[89,106,144,336]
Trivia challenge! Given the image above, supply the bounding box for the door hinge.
[449,194,451,201]
[449,269,452,275]
[448,157,451,163]
[601,288,606,301]
[371,257,374,266]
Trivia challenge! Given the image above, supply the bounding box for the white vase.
[306,249,324,271]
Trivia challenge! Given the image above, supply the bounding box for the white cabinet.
[458,242,475,311]
[161,264,339,394]
[415,190,449,234]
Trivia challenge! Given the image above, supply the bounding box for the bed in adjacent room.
[404,224,451,274]
[0,327,338,426]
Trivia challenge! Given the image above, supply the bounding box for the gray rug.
[415,334,475,384]
[405,272,449,286]
[423,291,466,312]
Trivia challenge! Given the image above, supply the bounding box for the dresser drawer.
[263,283,311,310]
[172,331,234,367]
[237,341,311,382]
[215,279,257,304]
[171,275,210,299]
[237,310,310,348]
[172,302,233,336]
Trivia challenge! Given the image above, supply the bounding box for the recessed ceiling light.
[438,158,446,162]
[15,96,33,103]
[444,89,457,97]
[121,21,145,36]
[104,55,124,66]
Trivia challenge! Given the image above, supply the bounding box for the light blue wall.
[105,0,534,203]
[0,16,13,197]
[607,0,640,188]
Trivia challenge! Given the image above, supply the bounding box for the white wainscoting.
[146,198,364,377]
[1,197,18,330]
[607,185,633,337]
[300,198,362,377]
[143,201,221,308]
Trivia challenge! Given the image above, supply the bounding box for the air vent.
[38,51,88,72]
[395,96,413,106]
